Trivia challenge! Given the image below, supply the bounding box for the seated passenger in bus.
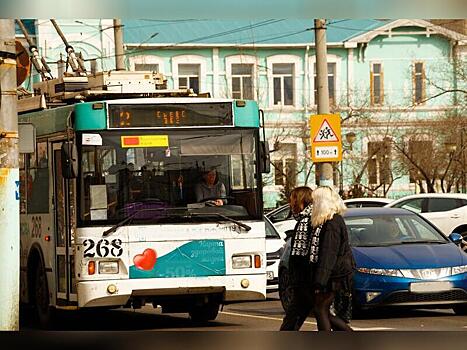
[194,168,226,206]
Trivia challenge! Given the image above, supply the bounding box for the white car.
[265,205,295,239]
[344,197,393,208]
[265,216,285,292]
[384,193,467,238]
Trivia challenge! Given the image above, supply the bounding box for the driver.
[194,168,226,206]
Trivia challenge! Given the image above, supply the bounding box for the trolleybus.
[19,92,269,326]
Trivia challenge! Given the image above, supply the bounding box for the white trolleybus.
[18,80,270,326]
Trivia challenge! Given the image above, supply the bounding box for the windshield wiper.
[399,240,447,244]
[102,207,173,237]
[191,213,251,232]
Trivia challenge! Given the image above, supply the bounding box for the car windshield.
[344,214,448,247]
[78,129,262,226]
[265,218,281,239]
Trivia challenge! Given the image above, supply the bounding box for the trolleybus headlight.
[240,279,250,288]
[99,261,119,274]
[232,255,252,269]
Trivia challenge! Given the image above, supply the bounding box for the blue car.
[278,208,467,316]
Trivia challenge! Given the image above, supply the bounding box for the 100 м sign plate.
[314,146,339,159]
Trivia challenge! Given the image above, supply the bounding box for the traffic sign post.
[310,114,342,163]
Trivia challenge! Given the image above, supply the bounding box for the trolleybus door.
[52,142,77,303]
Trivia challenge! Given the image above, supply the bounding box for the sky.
[1,0,466,19]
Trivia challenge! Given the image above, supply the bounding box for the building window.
[314,62,336,105]
[273,143,297,187]
[178,64,200,93]
[408,140,433,183]
[273,63,294,106]
[134,63,159,72]
[368,138,391,185]
[370,63,384,106]
[231,64,254,100]
[413,62,425,104]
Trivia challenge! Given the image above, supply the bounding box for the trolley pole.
[0,19,20,330]
[314,19,333,187]
[113,19,125,71]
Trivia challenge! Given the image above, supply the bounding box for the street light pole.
[314,19,333,187]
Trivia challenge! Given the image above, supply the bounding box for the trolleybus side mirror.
[61,142,78,179]
[259,141,270,174]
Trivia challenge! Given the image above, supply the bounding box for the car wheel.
[189,302,220,322]
[34,264,55,329]
[278,268,292,313]
[453,305,467,316]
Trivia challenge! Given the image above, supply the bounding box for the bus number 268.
[83,239,123,258]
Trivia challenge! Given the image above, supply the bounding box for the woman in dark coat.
[279,186,314,331]
[310,186,355,331]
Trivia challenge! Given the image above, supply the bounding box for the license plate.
[267,271,274,280]
[409,281,453,293]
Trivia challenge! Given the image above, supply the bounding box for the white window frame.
[413,61,426,105]
[269,139,299,189]
[172,55,207,93]
[266,55,301,109]
[370,61,384,106]
[225,55,258,100]
[309,54,342,106]
[129,55,165,74]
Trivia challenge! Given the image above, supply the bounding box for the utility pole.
[314,19,333,187]
[0,19,20,330]
[113,19,125,71]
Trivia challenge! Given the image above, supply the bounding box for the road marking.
[352,327,394,331]
[220,311,317,325]
[220,311,394,331]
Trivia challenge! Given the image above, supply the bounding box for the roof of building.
[123,19,386,47]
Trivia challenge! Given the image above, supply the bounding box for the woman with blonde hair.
[310,186,355,331]
[280,186,314,331]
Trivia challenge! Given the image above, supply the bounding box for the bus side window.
[27,142,49,214]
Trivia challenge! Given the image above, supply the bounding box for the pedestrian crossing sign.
[310,114,342,162]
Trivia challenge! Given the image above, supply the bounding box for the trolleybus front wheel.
[189,302,220,322]
[34,264,55,328]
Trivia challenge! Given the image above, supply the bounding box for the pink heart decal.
[133,248,157,271]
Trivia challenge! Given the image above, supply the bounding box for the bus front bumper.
[77,274,266,308]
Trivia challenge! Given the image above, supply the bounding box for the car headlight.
[357,268,403,277]
[452,265,467,275]
[232,255,252,269]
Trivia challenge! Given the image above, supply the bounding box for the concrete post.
[113,19,125,71]
[0,19,20,330]
[314,19,333,187]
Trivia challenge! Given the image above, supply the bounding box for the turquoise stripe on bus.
[129,240,226,278]
[74,102,107,131]
[233,100,260,127]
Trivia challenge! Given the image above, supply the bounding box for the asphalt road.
[21,292,467,331]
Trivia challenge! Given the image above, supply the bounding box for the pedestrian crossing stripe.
[312,118,340,143]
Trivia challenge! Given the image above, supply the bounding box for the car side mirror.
[284,229,294,241]
[449,233,463,245]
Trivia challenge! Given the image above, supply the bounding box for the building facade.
[22,19,467,208]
